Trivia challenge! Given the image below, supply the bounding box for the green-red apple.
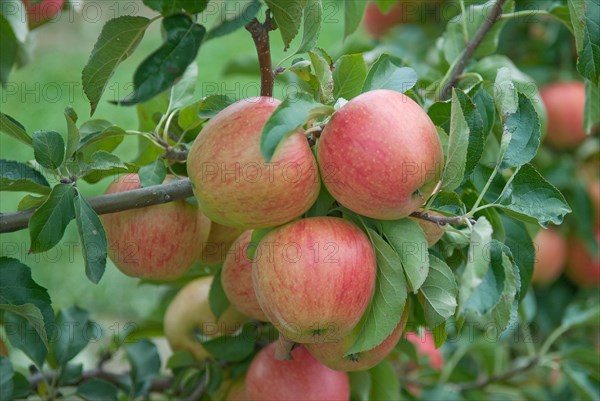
[102,174,211,280]
[317,90,443,220]
[164,276,247,361]
[410,212,446,246]
[221,230,269,321]
[565,230,600,288]
[187,97,320,229]
[540,82,590,149]
[363,0,441,37]
[23,0,64,29]
[252,217,376,343]
[200,222,245,265]
[405,330,443,369]
[531,228,567,286]
[246,342,350,400]
[306,307,408,371]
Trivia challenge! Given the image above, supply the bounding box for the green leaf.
[265,0,305,51]
[74,195,107,284]
[201,324,256,362]
[0,113,31,146]
[569,0,600,85]
[260,93,321,162]
[489,245,519,333]
[501,216,533,300]
[138,159,167,188]
[29,184,76,253]
[18,194,48,211]
[32,131,65,170]
[418,255,458,328]
[368,360,401,401]
[76,379,119,401]
[296,0,322,54]
[209,267,230,320]
[496,164,571,227]
[206,0,261,41]
[562,297,600,329]
[85,151,127,171]
[347,230,408,355]
[463,240,506,315]
[0,14,17,87]
[125,339,161,397]
[459,217,493,314]
[349,371,371,401]
[0,257,53,365]
[309,49,334,103]
[501,93,541,168]
[50,306,93,365]
[64,107,80,160]
[333,54,367,100]
[344,0,367,38]
[82,16,151,115]
[116,15,205,106]
[143,0,210,15]
[0,159,50,194]
[0,357,14,401]
[381,219,429,293]
[442,89,484,191]
[563,362,600,401]
[305,182,335,217]
[77,124,126,153]
[494,66,519,117]
[362,54,417,93]
[584,79,600,134]
[247,228,273,260]
[196,95,236,119]
[167,62,198,113]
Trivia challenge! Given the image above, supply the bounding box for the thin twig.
[454,356,540,391]
[245,12,274,97]
[440,0,508,100]
[410,211,476,226]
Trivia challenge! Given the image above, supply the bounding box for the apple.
[540,82,590,149]
[164,276,247,361]
[405,330,443,370]
[252,217,376,343]
[306,306,408,371]
[363,1,442,37]
[101,174,211,280]
[226,379,250,401]
[410,212,446,246]
[221,230,269,321]
[200,222,245,265]
[187,97,320,229]
[531,228,567,286]
[246,342,350,400]
[565,230,600,288]
[22,0,64,29]
[317,90,443,220]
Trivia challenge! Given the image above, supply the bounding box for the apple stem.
[274,335,295,360]
[246,11,275,98]
[410,211,476,227]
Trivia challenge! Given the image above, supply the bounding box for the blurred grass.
[0,1,355,322]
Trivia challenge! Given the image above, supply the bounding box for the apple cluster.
[101,89,444,399]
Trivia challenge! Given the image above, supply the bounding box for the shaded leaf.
[32,131,65,170]
[0,159,50,194]
[29,184,76,253]
[362,54,417,93]
[74,195,107,284]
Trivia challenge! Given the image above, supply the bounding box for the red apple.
[565,230,600,288]
[187,97,320,229]
[22,0,64,29]
[317,90,443,220]
[200,222,245,265]
[306,307,408,371]
[101,174,211,280]
[221,230,269,321]
[246,343,350,400]
[252,217,376,343]
[363,1,442,37]
[410,212,446,246]
[531,228,567,286]
[405,330,443,369]
[164,276,247,361]
[540,82,590,149]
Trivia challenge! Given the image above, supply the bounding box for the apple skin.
[23,0,64,29]
[252,217,377,343]
[405,331,443,370]
[317,90,443,220]
[187,97,320,229]
[306,307,408,371]
[540,82,590,149]
[164,276,247,361]
[221,230,269,321]
[410,212,446,246]
[101,174,211,280]
[531,228,567,286]
[565,230,600,288]
[246,343,350,401]
[200,222,245,266]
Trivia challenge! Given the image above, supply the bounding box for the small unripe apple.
[246,343,350,400]
[410,212,446,246]
[317,90,443,220]
[565,230,600,288]
[187,97,320,229]
[101,174,211,280]
[221,230,269,321]
[164,276,247,361]
[23,0,64,29]
[306,307,408,371]
[200,222,245,266]
[405,330,443,369]
[531,228,567,286]
[252,217,376,343]
[226,379,249,401]
[540,82,590,149]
